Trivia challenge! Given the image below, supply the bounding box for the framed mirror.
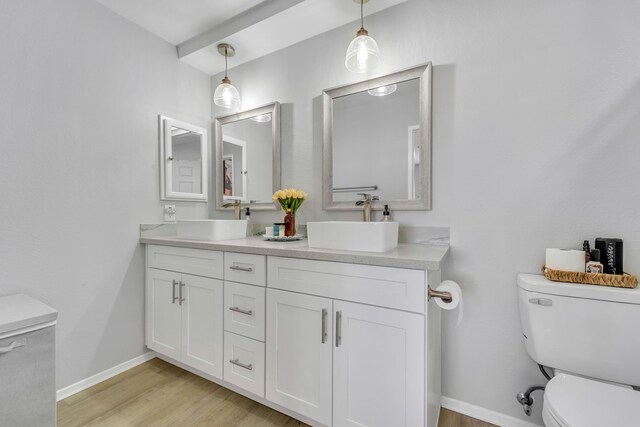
[159,115,208,201]
[323,63,432,211]
[214,102,281,211]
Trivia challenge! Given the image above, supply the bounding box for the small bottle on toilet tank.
[586,248,604,274]
[583,240,591,267]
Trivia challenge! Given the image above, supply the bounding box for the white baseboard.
[441,396,542,427]
[56,352,157,401]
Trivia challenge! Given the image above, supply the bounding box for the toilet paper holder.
[427,286,452,303]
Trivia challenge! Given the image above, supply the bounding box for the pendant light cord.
[224,46,228,80]
[360,0,364,29]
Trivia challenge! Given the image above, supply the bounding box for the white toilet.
[517,274,640,427]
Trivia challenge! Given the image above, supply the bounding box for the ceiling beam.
[177,0,306,58]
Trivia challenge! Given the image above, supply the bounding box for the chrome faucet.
[222,200,242,220]
[355,193,379,222]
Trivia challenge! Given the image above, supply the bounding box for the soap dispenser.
[245,207,252,236]
[381,205,391,222]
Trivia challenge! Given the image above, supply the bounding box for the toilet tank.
[517,274,640,386]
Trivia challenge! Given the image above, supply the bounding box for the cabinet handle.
[179,281,185,305]
[321,309,328,343]
[229,358,253,371]
[229,265,253,272]
[172,280,179,303]
[335,311,342,347]
[229,307,253,316]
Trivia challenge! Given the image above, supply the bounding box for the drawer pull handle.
[172,280,179,303]
[230,358,253,371]
[321,309,328,343]
[229,307,253,316]
[0,339,25,354]
[229,265,253,272]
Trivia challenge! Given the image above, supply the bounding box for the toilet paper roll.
[434,280,463,326]
[545,248,585,272]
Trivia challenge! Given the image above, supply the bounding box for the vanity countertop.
[140,236,449,271]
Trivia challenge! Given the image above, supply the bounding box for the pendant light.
[250,114,272,123]
[214,43,241,109]
[345,0,380,73]
[368,84,397,97]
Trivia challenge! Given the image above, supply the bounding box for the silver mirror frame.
[159,115,208,202]
[322,62,432,211]
[214,102,281,211]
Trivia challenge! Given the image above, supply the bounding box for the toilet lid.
[545,373,640,427]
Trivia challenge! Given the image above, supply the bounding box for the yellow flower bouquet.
[272,188,307,214]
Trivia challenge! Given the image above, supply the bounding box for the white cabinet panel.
[224,252,266,287]
[147,245,223,279]
[224,332,265,397]
[333,301,425,427]
[266,289,333,426]
[181,274,223,378]
[267,256,425,313]
[224,281,266,342]
[146,268,181,360]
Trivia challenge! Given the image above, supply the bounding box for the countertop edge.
[139,237,448,271]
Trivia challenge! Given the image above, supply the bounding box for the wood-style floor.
[57,358,495,427]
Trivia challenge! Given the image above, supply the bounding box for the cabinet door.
[265,289,333,426]
[181,273,224,378]
[333,301,425,427]
[146,268,181,359]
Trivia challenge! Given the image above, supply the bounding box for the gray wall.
[211,0,640,424]
[0,0,211,389]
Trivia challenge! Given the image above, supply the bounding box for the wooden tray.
[543,266,638,289]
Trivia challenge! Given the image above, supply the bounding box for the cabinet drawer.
[267,257,426,313]
[147,245,223,279]
[224,253,266,286]
[223,332,265,398]
[224,282,265,342]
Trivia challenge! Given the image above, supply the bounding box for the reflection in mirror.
[159,116,208,201]
[221,115,272,202]
[215,103,280,211]
[171,127,203,194]
[323,63,432,211]
[332,78,419,202]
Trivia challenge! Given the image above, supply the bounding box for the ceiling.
[95,0,409,75]
[95,0,265,45]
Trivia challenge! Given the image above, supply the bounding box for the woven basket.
[543,266,638,289]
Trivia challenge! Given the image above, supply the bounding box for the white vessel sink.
[176,220,247,241]
[306,221,399,253]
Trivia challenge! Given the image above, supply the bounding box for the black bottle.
[583,240,590,264]
[595,238,623,275]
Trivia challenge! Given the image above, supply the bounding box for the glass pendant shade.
[214,77,241,109]
[368,84,397,97]
[345,29,380,73]
[250,113,272,123]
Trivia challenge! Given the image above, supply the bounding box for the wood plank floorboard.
[58,358,495,427]
[438,408,498,427]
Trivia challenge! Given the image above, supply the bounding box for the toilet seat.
[543,373,640,427]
